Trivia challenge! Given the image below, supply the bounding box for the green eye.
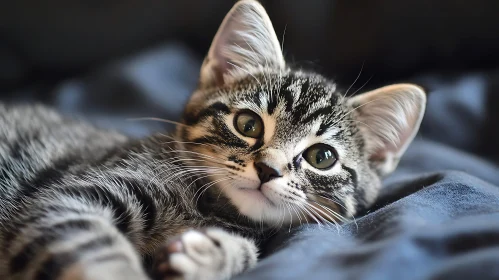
[234,111,263,138]
[303,144,337,170]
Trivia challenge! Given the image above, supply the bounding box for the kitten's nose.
[254,161,282,183]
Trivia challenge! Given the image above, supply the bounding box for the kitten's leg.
[153,228,258,280]
[1,198,149,280]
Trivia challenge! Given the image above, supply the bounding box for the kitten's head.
[176,0,426,225]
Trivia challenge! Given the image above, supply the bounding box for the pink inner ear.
[370,151,387,162]
[349,84,426,175]
[207,59,229,87]
[209,16,240,75]
[385,114,417,154]
[370,124,413,166]
[204,19,238,86]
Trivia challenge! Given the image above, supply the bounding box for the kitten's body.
[0,1,425,280]
[0,103,265,279]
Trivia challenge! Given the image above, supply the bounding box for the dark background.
[2,1,499,279]
[2,0,499,85]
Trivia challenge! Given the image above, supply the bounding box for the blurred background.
[1,0,498,164]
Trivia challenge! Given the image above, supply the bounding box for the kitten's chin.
[218,181,293,225]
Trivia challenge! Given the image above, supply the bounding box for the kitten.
[0,1,426,280]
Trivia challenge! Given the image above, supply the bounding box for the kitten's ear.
[200,0,285,87]
[348,84,426,176]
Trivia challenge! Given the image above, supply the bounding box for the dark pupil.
[244,119,256,132]
[316,148,332,164]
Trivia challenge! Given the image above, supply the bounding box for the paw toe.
[153,229,226,280]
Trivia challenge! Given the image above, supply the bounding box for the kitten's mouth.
[238,186,277,207]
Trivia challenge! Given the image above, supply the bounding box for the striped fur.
[0,104,262,279]
[0,1,425,279]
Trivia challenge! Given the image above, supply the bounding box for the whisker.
[126,117,188,127]
[311,202,347,223]
[193,176,232,205]
[308,194,357,229]
[167,158,230,169]
[304,203,339,231]
[151,168,221,190]
[311,194,349,212]
[149,164,227,187]
[161,150,227,164]
[277,203,289,232]
[289,203,303,226]
[298,204,322,227]
[281,24,287,57]
[343,62,364,98]
[305,197,346,221]
[350,75,373,97]
[160,139,223,151]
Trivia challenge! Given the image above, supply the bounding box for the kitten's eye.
[303,144,337,170]
[234,111,263,138]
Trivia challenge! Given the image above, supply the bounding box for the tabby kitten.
[0,1,426,280]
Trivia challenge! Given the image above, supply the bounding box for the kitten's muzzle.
[254,161,282,184]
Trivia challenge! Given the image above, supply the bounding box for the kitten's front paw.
[153,228,254,280]
[153,229,225,280]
